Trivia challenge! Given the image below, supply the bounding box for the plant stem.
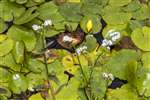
[89,52,103,82]
[41,30,55,100]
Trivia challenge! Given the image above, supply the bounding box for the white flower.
[32,24,41,31]
[102,72,114,81]
[13,74,20,80]
[101,39,109,47]
[109,31,121,42]
[28,86,34,91]
[101,39,113,50]
[43,19,52,27]
[76,46,87,55]
[108,73,114,81]
[63,35,73,42]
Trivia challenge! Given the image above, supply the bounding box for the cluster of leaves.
[0,0,150,100]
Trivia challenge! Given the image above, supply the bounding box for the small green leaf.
[80,15,101,33]
[14,7,39,25]
[109,0,132,7]
[27,58,45,73]
[7,25,36,51]
[12,41,24,64]
[131,26,150,51]
[0,0,25,21]
[105,49,139,79]
[82,35,97,52]
[103,12,132,25]
[0,53,20,71]
[37,1,58,20]
[107,85,138,100]
[59,3,82,22]
[0,35,14,56]
[9,74,28,94]
[142,52,150,69]
[0,19,8,33]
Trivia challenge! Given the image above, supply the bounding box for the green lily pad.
[27,58,45,73]
[109,0,132,7]
[7,25,36,51]
[37,1,58,20]
[0,19,8,33]
[136,67,150,97]
[12,41,24,64]
[59,3,82,22]
[14,7,39,25]
[0,68,11,83]
[131,26,150,51]
[142,52,150,69]
[90,68,107,99]
[107,85,138,100]
[0,0,25,21]
[103,12,132,25]
[0,53,20,71]
[0,35,14,56]
[9,74,28,94]
[105,49,139,79]
[82,35,97,52]
[80,15,101,33]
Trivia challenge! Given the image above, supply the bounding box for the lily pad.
[131,26,150,51]
[80,15,101,33]
[105,49,139,79]
[142,52,150,69]
[9,74,28,94]
[103,12,132,25]
[7,25,36,51]
[109,0,132,7]
[0,19,8,33]
[0,35,14,56]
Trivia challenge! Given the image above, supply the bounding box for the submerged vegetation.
[0,0,150,100]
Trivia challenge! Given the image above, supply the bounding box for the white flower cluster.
[102,72,114,81]
[102,30,121,50]
[32,19,52,31]
[13,74,20,80]
[43,19,52,27]
[32,24,41,31]
[76,46,87,55]
[63,35,73,42]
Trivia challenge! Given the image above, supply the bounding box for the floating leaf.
[27,58,45,73]
[7,25,36,51]
[142,52,150,69]
[37,1,58,20]
[9,74,28,94]
[0,35,14,56]
[80,15,101,33]
[29,93,43,100]
[136,67,150,97]
[131,26,150,51]
[107,85,138,100]
[109,0,132,7]
[12,41,24,64]
[0,0,25,21]
[0,53,20,71]
[82,35,97,52]
[14,7,39,25]
[0,19,8,33]
[103,12,132,25]
[59,3,82,22]
[105,49,139,79]
[0,68,11,83]
[90,68,107,99]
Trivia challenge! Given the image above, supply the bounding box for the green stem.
[41,30,55,100]
[89,52,103,82]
